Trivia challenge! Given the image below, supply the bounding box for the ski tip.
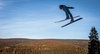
[54,21,58,23]
[54,22,59,23]
[80,17,83,19]
[54,22,57,23]
[76,15,80,17]
[61,26,65,28]
[78,18,83,19]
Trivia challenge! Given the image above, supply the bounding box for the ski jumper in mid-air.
[60,5,74,22]
[55,5,82,27]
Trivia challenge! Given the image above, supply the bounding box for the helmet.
[59,5,64,9]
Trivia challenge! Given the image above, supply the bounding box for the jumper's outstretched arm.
[67,7,74,9]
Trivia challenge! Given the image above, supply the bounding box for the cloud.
[0,1,5,10]
[0,18,60,38]
[0,0,13,10]
[0,0,30,10]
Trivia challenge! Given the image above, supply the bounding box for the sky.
[0,0,100,39]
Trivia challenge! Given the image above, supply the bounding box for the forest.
[0,39,88,54]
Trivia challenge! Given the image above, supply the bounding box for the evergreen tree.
[88,27,99,54]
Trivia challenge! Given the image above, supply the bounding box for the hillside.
[0,39,88,54]
[0,38,37,48]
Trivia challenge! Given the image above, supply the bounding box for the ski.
[61,18,82,27]
[55,16,80,23]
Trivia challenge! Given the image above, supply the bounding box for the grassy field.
[0,39,88,54]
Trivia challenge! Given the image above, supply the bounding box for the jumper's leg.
[68,12,74,22]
